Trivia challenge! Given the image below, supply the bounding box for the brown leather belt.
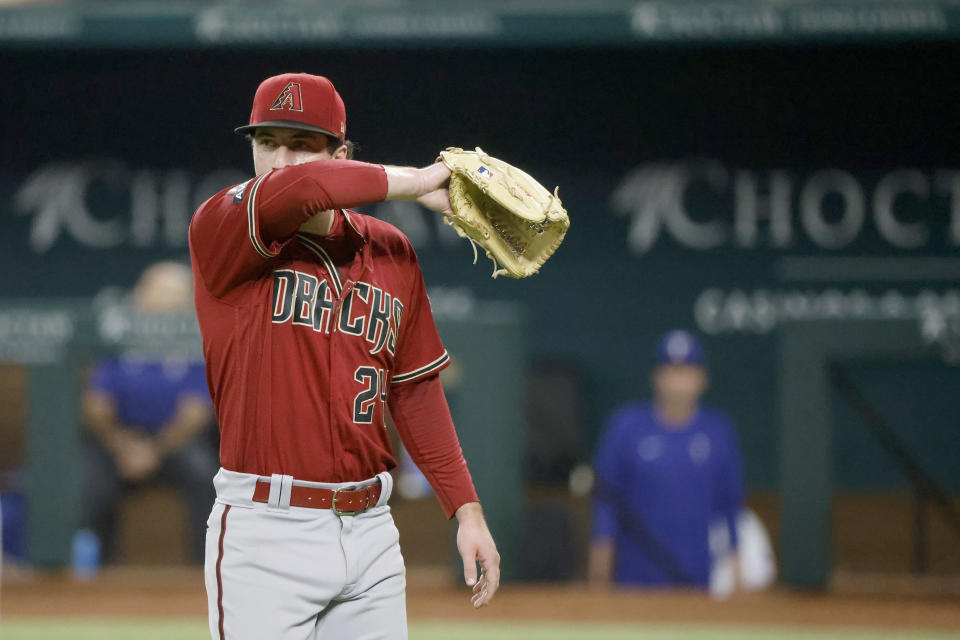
[252,480,381,515]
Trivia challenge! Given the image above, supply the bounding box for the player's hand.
[420,161,452,193]
[417,187,452,217]
[587,539,615,587]
[455,502,500,608]
[115,435,162,482]
[415,162,452,215]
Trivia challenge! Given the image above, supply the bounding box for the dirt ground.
[2,567,959,632]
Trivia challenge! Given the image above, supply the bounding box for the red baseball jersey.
[189,161,453,484]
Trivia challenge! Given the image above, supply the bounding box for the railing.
[829,364,960,574]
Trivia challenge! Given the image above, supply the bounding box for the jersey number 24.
[354,366,388,425]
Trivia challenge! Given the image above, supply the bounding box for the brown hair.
[332,136,356,160]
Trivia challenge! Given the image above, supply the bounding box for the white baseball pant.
[204,468,406,640]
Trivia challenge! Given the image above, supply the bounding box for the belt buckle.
[332,486,369,516]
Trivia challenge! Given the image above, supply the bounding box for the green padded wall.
[777,318,938,588]
[438,303,525,581]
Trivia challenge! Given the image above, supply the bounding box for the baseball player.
[189,73,499,640]
[589,330,744,588]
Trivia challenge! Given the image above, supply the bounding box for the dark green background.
[2,45,959,492]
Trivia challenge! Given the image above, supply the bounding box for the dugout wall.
[778,318,953,588]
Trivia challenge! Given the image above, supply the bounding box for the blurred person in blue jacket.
[80,262,217,564]
[589,330,744,589]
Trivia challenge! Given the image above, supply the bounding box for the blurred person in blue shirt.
[80,262,217,564]
[589,330,744,589]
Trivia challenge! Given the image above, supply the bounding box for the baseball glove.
[438,147,569,278]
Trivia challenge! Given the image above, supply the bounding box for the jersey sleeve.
[189,160,388,298]
[389,245,450,385]
[388,373,479,518]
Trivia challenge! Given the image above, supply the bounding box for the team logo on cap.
[270,82,303,112]
[666,331,693,363]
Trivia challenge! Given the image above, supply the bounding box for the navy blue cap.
[655,330,706,367]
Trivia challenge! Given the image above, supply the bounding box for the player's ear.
[331,144,349,160]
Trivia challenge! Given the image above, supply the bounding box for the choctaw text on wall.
[613,160,960,253]
[14,158,960,255]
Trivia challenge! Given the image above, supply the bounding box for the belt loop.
[267,473,294,512]
[375,471,393,507]
[280,474,293,509]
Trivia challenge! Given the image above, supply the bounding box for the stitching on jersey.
[391,349,450,384]
[246,173,277,259]
[296,233,343,297]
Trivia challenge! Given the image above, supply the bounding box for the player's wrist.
[453,501,485,525]
[102,426,136,456]
[383,165,427,200]
[384,163,450,201]
[420,162,451,193]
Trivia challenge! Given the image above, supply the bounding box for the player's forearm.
[388,374,479,518]
[407,445,477,517]
[82,390,134,454]
[383,162,451,201]
[454,501,485,524]
[399,439,477,517]
[256,160,389,239]
[153,396,213,456]
[256,161,448,238]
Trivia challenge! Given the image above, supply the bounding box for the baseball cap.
[235,73,346,140]
[655,330,706,367]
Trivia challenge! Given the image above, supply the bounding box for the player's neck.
[299,210,335,236]
[654,400,698,429]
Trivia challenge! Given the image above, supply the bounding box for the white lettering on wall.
[799,169,865,249]
[734,170,792,248]
[611,160,729,252]
[874,170,929,249]
[694,287,960,335]
[613,160,960,253]
[934,170,960,247]
[13,160,247,253]
[15,161,127,252]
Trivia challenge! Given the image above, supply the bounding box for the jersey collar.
[341,210,367,246]
[299,209,367,249]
